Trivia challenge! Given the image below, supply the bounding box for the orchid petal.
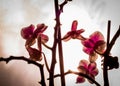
[91,68,99,76]
[38,33,49,43]
[76,76,85,83]
[26,46,42,61]
[76,29,85,34]
[83,46,94,55]
[81,39,94,48]
[41,34,49,43]
[71,20,78,31]
[37,24,48,33]
[94,40,106,54]
[88,62,97,72]
[34,24,47,37]
[21,24,34,39]
[89,31,104,43]
[62,32,72,41]
[25,37,36,47]
[79,60,89,69]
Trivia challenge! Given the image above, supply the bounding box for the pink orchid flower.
[21,23,48,46]
[21,23,48,61]
[76,60,98,84]
[62,20,85,41]
[81,31,106,62]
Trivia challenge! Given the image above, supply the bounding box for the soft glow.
[0,0,120,86]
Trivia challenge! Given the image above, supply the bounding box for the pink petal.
[77,66,87,74]
[76,76,85,83]
[34,24,47,37]
[78,60,89,69]
[37,23,47,32]
[62,32,72,41]
[38,33,49,43]
[91,68,99,76]
[71,20,78,31]
[78,60,88,74]
[81,39,94,48]
[25,37,36,47]
[21,24,35,39]
[83,46,94,55]
[88,62,99,76]
[76,29,85,34]
[26,46,42,61]
[71,29,84,39]
[89,31,104,43]
[94,40,106,54]
[88,62,97,72]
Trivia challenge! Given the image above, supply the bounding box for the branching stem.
[0,56,46,86]
[49,70,100,86]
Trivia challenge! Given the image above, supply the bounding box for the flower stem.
[54,0,66,86]
[51,70,100,86]
[58,17,66,86]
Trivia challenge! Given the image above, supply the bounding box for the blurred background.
[0,0,120,86]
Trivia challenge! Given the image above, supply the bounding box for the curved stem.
[42,52,50,72]
[0,56,46,86]
[49,70,100,86]
[42,42,52,50]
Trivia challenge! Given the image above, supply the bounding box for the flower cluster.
[21,20,108,84]
[21,23,48,61]
[63,20,106,84]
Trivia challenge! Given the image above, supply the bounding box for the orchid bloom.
[76,60,98,84]
[81,31,106,62]
[21,24,48,46]
[21,23,48,61]
[62,20,85,41]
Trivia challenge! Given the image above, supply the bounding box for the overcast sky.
[0,0,120,86]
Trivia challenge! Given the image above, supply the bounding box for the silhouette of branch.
[103,21,120,86]
[60,0,72,12]
[105,25,120,54]
[48,70,100,86]
[0,56,46,86]
[103,20,111,86]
